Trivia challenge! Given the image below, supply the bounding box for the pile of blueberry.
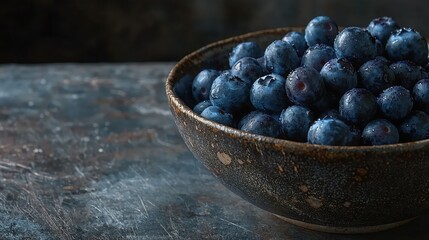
[190,16,429,146]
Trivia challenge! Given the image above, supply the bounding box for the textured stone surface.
[0,63,428,239]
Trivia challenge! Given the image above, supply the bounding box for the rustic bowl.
[165,28,429,234]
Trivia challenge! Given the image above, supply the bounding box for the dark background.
[1,0,429,63]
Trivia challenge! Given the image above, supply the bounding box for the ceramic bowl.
[165,28,429,234]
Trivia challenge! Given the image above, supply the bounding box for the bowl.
[165,28,429,234]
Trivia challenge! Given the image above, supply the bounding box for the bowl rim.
[166,27,429,153]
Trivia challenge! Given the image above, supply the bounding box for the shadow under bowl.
[165,27,429,234]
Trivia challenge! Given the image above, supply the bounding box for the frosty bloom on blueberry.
[264,40,300,76]
[285,67,326,106]
[192,69,220,102]
[229,41,263,68]
[250,74,290,113]
[282,31,308,57]
[231,57,265,84]
[386,28,428,66]
[358,58,395,94]
[320,58,357,95]
[191,15,429,146]
[301,44,336,71]
[305,16,338,47]
[367,16,399,45]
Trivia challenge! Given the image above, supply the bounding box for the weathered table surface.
[0,63,427,240]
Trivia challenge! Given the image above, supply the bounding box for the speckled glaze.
[165,28,429,233]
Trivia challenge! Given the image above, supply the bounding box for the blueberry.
[413,79,429,114]
[362,119,399,145]
[367,17,399,45]
[334,27,377,67]
[304,16,339,47]
[279,105,314,142]
[250,74,290,112]
[192,69,221,102]
[399,111,429,142]
[390,60,425,90]
[240,112,282,138]
[229,41,263,67]
[378,86,413,121]
[282,31,308,56]
[201,106,234,127]
[193,100,212,115]
[386,28,428,66]
[210,71,251,114]
[358,58,395,94]
[174,74,196,108]
[231,57,265,84]
[237,110,263,129]
[264,40,300,76]
[320,58,358,95]
[285,67,326,106]
[301,44,336,71]
[339,88,378,125]
[307,118,352,146]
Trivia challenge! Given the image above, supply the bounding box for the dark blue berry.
[362,119,399,145]
[238,110,263,129]
[305,16,339,47]
[367,17,399,45]
[201,106,234,127]
[301,44,336,71]
[399,111,429,142]
[389,60,425,90]
[240,112,282,138]
[229,41,263,67]
[193,100,212,115]
[307,118,352,146]
[320,58,358,95]
[250,74,290,112]
[264,40,300,76]
[378,86,413,121]
[334,27,377,67]
[339,88,378,125]
[192,69,220,102]
[231,57,265,84]
[285,67,326,106]
[358,58,395,94]
[279,105,314,142]
[386,28,428,66]
[174,74,196,108]
[282,31,308,56]
[210,71,251,114]
[412,79,429,114]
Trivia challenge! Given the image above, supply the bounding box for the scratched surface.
[0,63,428,239]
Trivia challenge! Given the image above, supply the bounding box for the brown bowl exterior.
[166,28,429,228]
